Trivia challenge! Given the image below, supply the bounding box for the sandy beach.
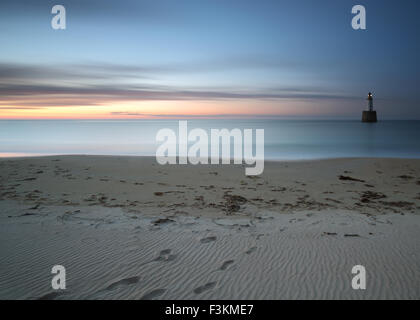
[0,156,419,299]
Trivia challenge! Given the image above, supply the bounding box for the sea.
[1,120,420,160]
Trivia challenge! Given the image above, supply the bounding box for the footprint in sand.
[193,281,217,294]
[160,249,171,255]
[138,249,177,267]
[200,236,217,244]
[255,233,265,240]
[140,288,166,300]
[245,247,257,255]
[154,249,178,262]
[106,276,140,291]
[37,291,62,300]
[219,260,234,271]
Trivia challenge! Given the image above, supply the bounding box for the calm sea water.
[1,120,420,160]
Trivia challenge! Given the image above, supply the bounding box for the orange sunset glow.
[0,99,354,119]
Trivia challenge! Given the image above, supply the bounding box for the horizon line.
[0,117,419,121]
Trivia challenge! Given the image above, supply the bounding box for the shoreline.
[2,154,420,161]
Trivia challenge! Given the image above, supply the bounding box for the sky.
[0,0,419,119]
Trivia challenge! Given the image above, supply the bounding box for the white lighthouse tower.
[362,92,377,122]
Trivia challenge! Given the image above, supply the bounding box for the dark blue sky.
[0,0,419,119]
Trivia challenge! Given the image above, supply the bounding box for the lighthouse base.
[362,111,377,123]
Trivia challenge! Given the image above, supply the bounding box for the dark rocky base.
[362,111,377,122]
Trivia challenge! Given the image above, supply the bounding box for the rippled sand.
[0,156,419,299]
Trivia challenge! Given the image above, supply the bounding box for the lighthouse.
[362,92,378,122]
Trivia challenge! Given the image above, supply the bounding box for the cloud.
[109,111,291,118]
[0,55,316,81]
[0,60,355,108]
[0,62,152,82]
[0,106,43,110]
[0,82,354,107]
